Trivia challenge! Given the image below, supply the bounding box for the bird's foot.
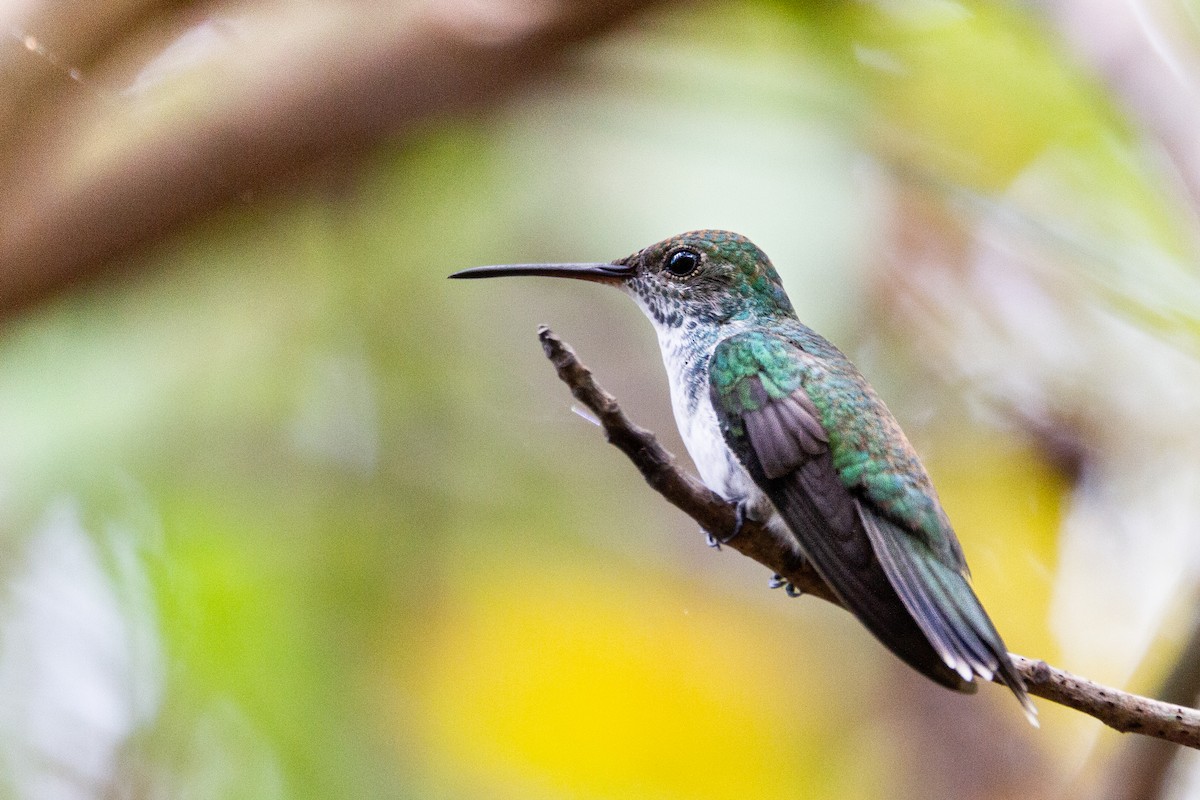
[703,499,752,550]
[768,573,803,597]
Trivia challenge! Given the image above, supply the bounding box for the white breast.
[655,325,761,505]
[631,315,799,554]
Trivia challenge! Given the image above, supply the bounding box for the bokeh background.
[3,1,1200,798]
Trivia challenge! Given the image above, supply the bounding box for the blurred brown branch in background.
[0,0,664,318]
[536,325,1200,751]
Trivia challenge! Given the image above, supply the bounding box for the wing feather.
[745,393,827,479]
[711,332,1035,719]
[767,458,972,690]
[861,507,1036,720]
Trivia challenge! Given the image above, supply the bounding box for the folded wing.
[710,332,1034,720]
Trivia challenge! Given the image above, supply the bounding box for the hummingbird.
[450,230,1035,722]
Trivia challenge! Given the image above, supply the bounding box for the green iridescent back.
[710,327,964,570]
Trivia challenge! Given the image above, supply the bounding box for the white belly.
[666,370,799,553]
[627,296,800,554]
[671,386,752,500]
[655,326,776,520]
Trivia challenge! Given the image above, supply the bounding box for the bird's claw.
[768,573,803,597]
[703,499,752,550]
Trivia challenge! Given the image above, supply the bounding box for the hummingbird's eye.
[666,248,701,278]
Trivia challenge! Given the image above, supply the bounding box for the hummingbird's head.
[450,230,796,329]
[614,230,796,329]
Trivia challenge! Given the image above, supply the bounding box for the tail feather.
[859,506,1038,726]
[769,476,974,692]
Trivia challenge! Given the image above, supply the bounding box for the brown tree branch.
[536,324,1200,750]
[537,324,837,605]
[0,0,666,319]
[1101,599,1200,800]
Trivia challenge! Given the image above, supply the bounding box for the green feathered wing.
[709,330,1034,721]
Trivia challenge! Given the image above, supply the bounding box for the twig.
[1013,655,1200,749]
[1101,597,1200,799]
[537,324,837,605]
[536,324,1200,750]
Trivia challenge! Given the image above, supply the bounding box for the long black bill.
[449,262,632,283]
